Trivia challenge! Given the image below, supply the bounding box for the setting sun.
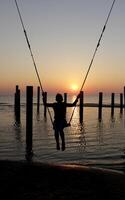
[70,84,79,92]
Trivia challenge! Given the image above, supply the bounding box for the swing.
[14,0,117,125]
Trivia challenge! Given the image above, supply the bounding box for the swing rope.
[14,0,53,124]
[14,0,116,125]
[69,0,116,124]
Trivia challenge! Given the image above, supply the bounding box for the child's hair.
[56,93,63,102]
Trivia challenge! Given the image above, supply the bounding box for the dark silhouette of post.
[98,92,103,120]
[120,93,123,114]
[64,93,67,114]
[37,86,40,113]
[111,93,115,117]
[79,91,84,123]
[64,93,67,103]
[26,86,33,157]
[43,92,47,118]
[124,86,125,108]
[14,85,20,124]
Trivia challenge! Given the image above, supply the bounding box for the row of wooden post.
[14,87,125,126]
[14,86,33,157]
[14,85,125,157]
[14,86,125,126]
[42,91,124,121]
[98,92,124,120]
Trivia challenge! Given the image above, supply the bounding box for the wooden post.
[37,86,40,113]
[14,85,20,124]
[64,93,67,103]
[124,86,125,108]
[64,93,67,114]
[43,92,47,118]
[98,92,103,120]
[111,93,115,117]
[14,85,18,112]
[120,93,123,114]
[79,91,84,123]
[26,86,33,156]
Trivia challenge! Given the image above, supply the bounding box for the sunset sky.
[0,0,125,95]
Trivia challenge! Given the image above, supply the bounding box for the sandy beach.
[0,160,125,200]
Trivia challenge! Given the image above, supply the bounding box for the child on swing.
[43,93,80,151]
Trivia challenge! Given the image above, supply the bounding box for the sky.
[0,0,125,95]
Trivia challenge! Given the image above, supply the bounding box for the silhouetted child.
[43,93,80,151]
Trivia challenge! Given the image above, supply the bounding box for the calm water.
[0,94,125,172]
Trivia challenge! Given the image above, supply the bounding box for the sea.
[0,93,125,172]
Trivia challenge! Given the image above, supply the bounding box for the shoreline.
[0,160,125,199]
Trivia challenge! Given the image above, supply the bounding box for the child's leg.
[60,130,65,151]
[54,130,60,150]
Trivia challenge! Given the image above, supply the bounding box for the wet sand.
[0,160,125,200]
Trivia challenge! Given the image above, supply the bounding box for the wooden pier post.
[37,86,40,113]
[14,85,20,124]
[64,93,67,114]
[120,93,123,114]
[98,92,103,120]
[64,93,67,103]
[79,91,84,123]
[26,86,33,156]
[124,86,125,109]
[111,93,115,117]
[43,92,47,118]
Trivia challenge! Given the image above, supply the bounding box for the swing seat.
[53,119,71,130]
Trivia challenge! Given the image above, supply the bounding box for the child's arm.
[66,93,80,107]
[44,103,54,107]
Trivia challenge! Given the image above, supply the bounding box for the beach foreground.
[0,160,125,200]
